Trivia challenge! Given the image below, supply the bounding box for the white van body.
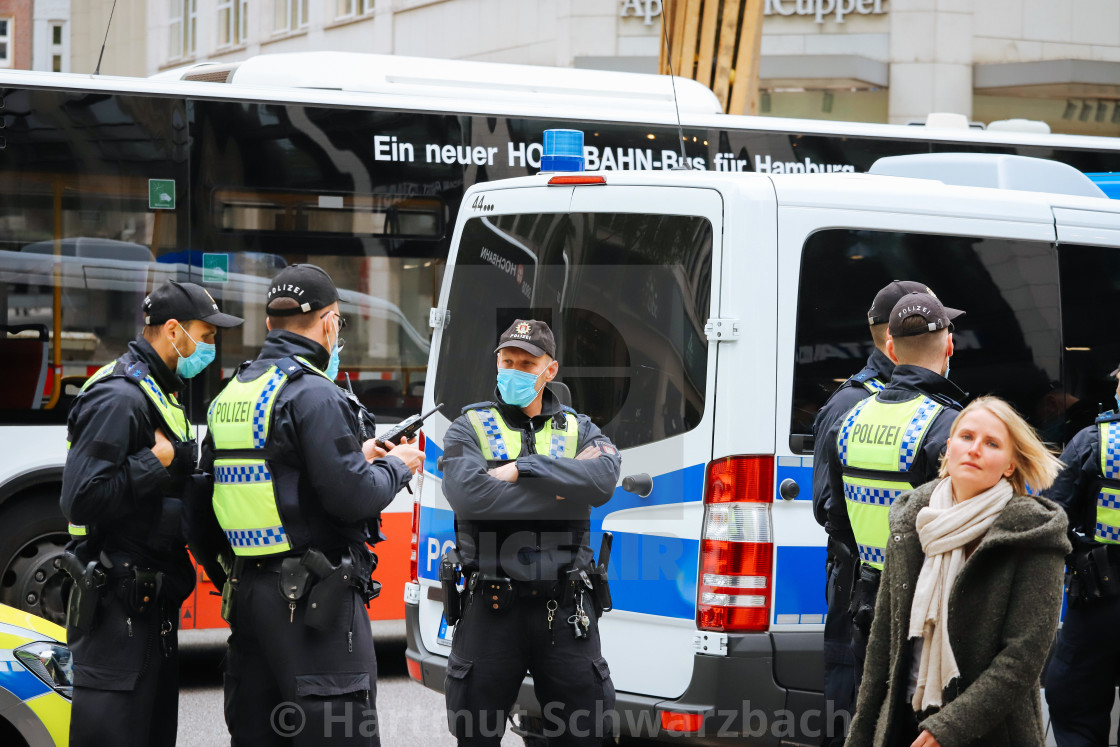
[405,160,1120,744]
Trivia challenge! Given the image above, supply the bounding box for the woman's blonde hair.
[937,395,1064,495]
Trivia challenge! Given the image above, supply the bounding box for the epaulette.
[560,405,577,415]
[925,391,962,411]
[275,357,309,380]
[1096,410,1120,425]
[461,401,497,414]
[122,359,149,381]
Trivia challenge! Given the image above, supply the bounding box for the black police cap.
[266,264,339,316]
[888,292,965,337]
[144,280,243,328]
[495,319,556,359]
[867,280,932,326]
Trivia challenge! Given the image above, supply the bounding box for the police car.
[405,134,1120,743]
[0,604,71,746]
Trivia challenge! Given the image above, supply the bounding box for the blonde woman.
[847,396,1069,747]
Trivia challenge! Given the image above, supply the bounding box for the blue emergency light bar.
[541,129,585,172]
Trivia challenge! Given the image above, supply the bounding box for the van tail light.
[697,456,774,632]
[408,430,427,584]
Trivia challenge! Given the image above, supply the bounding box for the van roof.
[469,168,1120,223]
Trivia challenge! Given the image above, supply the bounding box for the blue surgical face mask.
[324,315,342,382]
[497,368,544,407]
[171,324,215,379]
[1114,393,1120,413]
[944,357,951,380]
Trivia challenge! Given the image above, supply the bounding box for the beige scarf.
[908,476,1014,712]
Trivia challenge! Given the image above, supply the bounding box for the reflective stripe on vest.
[209,365,293,556]
[80,361,191,442]
[68,523,88,538]
[466,407,579,462]
[1096,421,1120,545]
[837,394,943,570]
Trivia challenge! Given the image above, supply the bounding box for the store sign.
[765,0,887,23]
[622,0,886,26]
[620,0,662,25]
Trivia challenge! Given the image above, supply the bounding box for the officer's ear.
[544,358,559,382]
[946,332,955,360]
[885,333,900,364]
[266,316,273,332]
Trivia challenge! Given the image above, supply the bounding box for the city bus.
[1,51,1119,631]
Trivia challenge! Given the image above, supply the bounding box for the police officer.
[811,279,930,744]
[441,319,621,746]
[1043,363,1120,747]
[193,264,424,746]
[820,292,966,691]
[61,280,243,747]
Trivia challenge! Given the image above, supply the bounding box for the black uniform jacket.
[61,336,196,596]
[441,387,621,582]
[191,330,412,586]
[820,364,965,549]
[811,348,895,528]
[1044,420,1105,541]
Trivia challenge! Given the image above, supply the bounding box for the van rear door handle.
[621,473,653,497]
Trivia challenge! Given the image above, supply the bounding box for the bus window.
[0,183,183,422]
[791,229,1060,451]
[435,212,713,450]
[213,189,445,238]
[0,89,188,423]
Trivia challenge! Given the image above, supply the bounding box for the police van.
[403,143,1120,744]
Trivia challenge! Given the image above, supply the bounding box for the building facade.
[58,1,1120,138]
[0,0,34,70]
[0,0,71,72]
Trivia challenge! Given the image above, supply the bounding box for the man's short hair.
[891,316,947,361]
[266,297,320,331]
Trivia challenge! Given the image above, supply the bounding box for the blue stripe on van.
[424,439,444,480]
[773,545,827,623]
[590,463,705,520]
[416,503,699,620]
[418,461,706,620]
[775,460,813,501]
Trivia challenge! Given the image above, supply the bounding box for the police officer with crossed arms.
[811,279,930,744]
[441,319,621,746]
[62,280,242,746]
[1043,361,1120,746]
[820,291,966,696]
[191,264,424,746]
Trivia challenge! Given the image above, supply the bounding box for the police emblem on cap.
[516,322,532,335]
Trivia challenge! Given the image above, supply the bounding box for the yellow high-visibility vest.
[466,405,579,462]
[209,356,329,556]
[837,394,943,570]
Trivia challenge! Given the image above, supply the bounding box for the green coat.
[847,480,1070,747]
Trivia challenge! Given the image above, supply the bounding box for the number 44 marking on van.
[704,318,741,342]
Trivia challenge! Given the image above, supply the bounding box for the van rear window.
[434,212,713,449]
[791,229,1061,451]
